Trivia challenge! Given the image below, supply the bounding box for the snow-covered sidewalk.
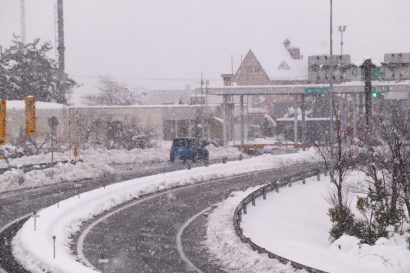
[12,150,319,273]
[238,173,410,273]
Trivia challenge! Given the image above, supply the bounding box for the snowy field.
[12,150,319,273]
[239,173,410,273]
[0,142,243,193]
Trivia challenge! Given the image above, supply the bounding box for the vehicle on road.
[170,138,209,162]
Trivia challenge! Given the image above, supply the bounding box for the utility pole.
[20,0,26,43]
[363,59,373,146]
[329,0,335,159]
[57,0,66,103]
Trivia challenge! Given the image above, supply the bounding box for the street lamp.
[338,25,347,56]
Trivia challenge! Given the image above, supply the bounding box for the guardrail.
[233,167,328,273]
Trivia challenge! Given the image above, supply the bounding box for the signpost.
[48,116,59,163]
[304,87,329,95]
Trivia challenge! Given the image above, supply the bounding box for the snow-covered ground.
[0,142,243,193]
[12,150,319,273]
[238,173,410,273]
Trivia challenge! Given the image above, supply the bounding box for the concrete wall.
[4,104,221,147]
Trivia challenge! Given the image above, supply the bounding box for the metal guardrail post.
[262,188,266,200]
[243,203,247,214]
[251,196,255,206]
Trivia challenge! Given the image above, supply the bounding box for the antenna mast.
[20,0,26,43]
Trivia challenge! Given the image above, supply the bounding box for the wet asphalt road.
[0,160,212,273]
[81,163,318,273]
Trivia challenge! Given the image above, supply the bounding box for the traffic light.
[0,100,6,145]
[25,96,36,135]
[371,90,379,98]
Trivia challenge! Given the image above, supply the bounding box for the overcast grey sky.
[1,0,410,94]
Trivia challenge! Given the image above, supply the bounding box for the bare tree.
[371,100,410,220]
[317,96,357,207]
[83,76,145,106]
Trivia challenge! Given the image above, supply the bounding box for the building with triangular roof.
[234,50,272,85]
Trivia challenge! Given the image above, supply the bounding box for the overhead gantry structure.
[202,81,410,146]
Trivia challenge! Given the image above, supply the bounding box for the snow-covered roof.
[5,100,65,111]
[260,45,308,81]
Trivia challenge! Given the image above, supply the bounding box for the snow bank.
[12,150,319,273]
[205,188,306,273]
[241,173,410,273]
[0,162,114,193]
[0,142,243,192]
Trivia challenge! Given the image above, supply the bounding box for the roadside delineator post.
[317,173,321,181]
[98,254,109,273]
[52,235,56,259]
[32,211,40,231]
[74,184,82,198]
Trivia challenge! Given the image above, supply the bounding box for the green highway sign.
[304,87,329,95]
[361,67,385,81]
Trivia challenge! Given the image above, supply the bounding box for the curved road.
[80,163,318,273]
[0,159,216,273]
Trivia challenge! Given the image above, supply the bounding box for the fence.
[233,167,328,273]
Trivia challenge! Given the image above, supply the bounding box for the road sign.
[361,67,385,81]
[0,100,6,145]
[25,96,36,135]
[304,87,329,95]
[48,116,59,127]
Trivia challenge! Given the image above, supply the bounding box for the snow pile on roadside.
[205,188,306,273]
[0,141,243,193]
[0,141,243,168]
[240,173,410,273]
[12,150,319,273]
[0,162,114,193]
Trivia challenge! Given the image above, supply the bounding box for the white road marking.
[176,207,211,273]
[0,213,32,273]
